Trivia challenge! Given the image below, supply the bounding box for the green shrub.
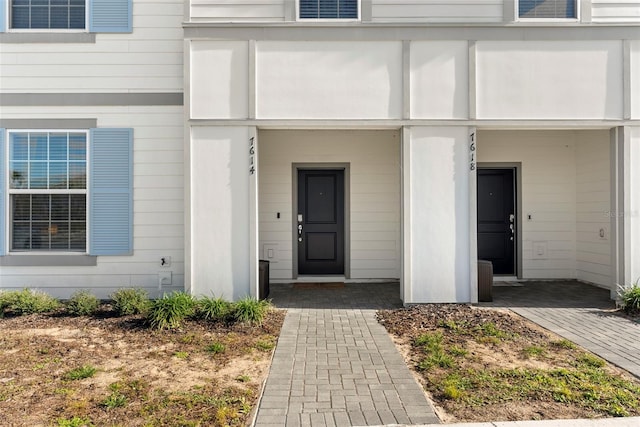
[618,282,640,315]
[196,296,232,322]
[0,289,60,316]
[147,292,196,330]
[231,297,270,325]
[66,290,100,316]
[111,288,150,316]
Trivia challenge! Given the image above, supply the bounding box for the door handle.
[298,224,303,242]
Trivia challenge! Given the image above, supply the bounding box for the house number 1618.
[469,132,476,171]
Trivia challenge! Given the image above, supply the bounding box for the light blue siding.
[89,0,132,33]
[0,129,5,256]
[89,128,133,256]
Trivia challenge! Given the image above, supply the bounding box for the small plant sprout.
[174,351,189,360]
[64,365,97,381]
[236,375,251,383]
[206,342,226,354]
[101,392,127,409]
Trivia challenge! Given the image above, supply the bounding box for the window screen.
[299,0,358,19]
[519,0,576,19]
[11,0,86,30]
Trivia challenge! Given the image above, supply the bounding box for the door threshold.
[493,276,518,282]
[294,276,346,283]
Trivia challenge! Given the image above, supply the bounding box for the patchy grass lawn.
[0,307,284,427]
[378,304,640,423]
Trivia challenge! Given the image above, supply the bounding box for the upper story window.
[518,0,577,19]
[11,0,86,30]
[299,0,359,20]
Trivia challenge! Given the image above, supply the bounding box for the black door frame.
[292,163,350,278]
[477,163,522,278]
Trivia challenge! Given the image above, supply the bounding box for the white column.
[628,127,640,286]
[190,126,251,300]
[611,126,640,298]
[403,126,472,303]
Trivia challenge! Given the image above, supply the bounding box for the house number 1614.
[249,137,255,175]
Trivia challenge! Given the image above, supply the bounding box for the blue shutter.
[89,128,133,256]
[0,0,6,32]
[0,129,5,255]
[89,0,132,33]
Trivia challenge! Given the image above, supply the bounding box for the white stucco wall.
[404,126,472,303]
[256,42,403,119]
[410,41,469,119]
[190,41,249,119]
[258,129,401,280]
[476,41,624,120]
[0,106,185,299]
[189,126,250,300]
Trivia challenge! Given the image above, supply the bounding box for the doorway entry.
[477,168,517,275]
[296,169,345,275]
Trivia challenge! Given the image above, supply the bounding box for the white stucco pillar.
[402,126,473,303]
[189,126,251,300]
[611,126,640,299]
[627,127,640,287]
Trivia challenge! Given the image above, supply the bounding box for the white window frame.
[6,0,89,33]
[296,0,361,22]
[5,129,90,255]
[515,0,580,22]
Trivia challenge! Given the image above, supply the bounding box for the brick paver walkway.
[254,283,439,427]
[486,280,640,379]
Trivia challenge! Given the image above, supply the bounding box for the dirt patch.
[0,307,284,426]
[378,304,640,423]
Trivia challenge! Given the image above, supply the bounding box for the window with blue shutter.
[89,128,133,256]
[519,0,577,19]
[0,129,5,256]
[0,127,132,257]
[1,0,131,32]
[299,0,358,19]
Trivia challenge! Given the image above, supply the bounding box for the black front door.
[297,169,345,275]
[477,168,516,275]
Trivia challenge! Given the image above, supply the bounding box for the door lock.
[298,223,303,242]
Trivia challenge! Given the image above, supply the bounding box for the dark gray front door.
[477,168,516,275]
[297,169,345,275]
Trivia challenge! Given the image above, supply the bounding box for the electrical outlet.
[158,271,172,288]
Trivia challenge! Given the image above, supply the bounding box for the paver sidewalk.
[486,281,640,379]
[254,283,439,427]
